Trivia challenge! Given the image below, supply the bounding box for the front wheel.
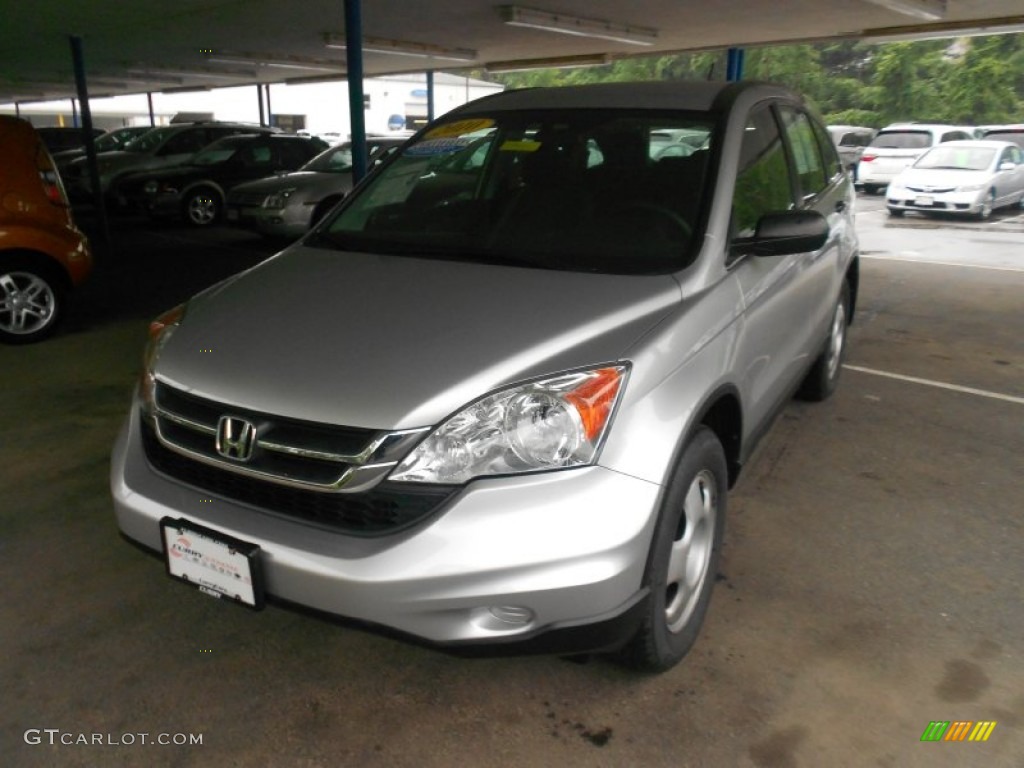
[183,188,221,227]
[619,427,727,672]
[798,280,850,401]
[0,255,66,344]
[975,191,995,221]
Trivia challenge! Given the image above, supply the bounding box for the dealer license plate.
[914,195,934,206]
[160,517,264,609]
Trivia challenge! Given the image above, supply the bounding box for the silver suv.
[112,81,859,671]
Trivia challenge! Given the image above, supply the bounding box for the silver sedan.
[225,137,408,239]
[886,140,1024,220]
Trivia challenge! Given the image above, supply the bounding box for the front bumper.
[111,403,661,650]
[225,202,310,239]
[886,189,985,215]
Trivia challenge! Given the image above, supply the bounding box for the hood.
[155,246,681,430]
[896,168,990,189]
[231,171,349,195]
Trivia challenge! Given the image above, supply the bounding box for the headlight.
[143,180,159,195]
[265,188,297,209]
[140,303,186,413]
[389,365,628,484]
[956,183,985,193]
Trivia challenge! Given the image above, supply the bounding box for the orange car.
[1,116,92,343]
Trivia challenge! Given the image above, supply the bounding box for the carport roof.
[2,0,1023,104]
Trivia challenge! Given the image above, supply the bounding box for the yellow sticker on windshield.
[426,118,495,138]
[499,139,542,152]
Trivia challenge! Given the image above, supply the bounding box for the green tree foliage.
[486,34,1024,127]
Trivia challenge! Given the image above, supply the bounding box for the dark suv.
[116,134,329,226]
[62,121,277,203]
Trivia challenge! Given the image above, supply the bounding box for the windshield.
[303,144,354,172]
[914,146,996,171]
[315,110,715,275]
[869,130,932,150]
[124,126,175,153]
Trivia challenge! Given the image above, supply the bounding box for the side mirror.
[998,161,1016,172]
[732,210,830,258]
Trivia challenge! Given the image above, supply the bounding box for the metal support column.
[343,0,368,182]
[264,84,273,127]
[147,92,156,126]
[257,83,266,126]
[426,70,435,123]
[69,35,110,256]
[726,47,745,82]
[14,103,20,118]
[71,98,79,128]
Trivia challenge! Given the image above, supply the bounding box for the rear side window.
[779,107,828,201]
[732,107,794,238]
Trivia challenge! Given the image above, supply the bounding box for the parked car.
[886,140,1024,219]
[112,80,859,672]
[62,121,277,203]
[857,123,974,194]
[826,125,875,180]
[979,124,1024,150]
[225,136,407,239]
[35,126,104,154]
[115,134,328,226]
[0,117,92,343]
[51,125,152,174]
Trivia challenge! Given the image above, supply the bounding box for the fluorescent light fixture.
[205,51,342,73]
[499,5,657,46]
[860,14,1024,42]
[862,0,947,22]
[487,53,610,73]
[324,33,477,62]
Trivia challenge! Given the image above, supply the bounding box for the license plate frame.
[160,517,265,609]
[914,195,934,206]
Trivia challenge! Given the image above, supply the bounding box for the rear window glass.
[869,131,932,150]
[981,130,1024,149]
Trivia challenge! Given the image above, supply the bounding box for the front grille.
[151,382,426,493]
[142,422,455,535]
[228,190,269,206]
[907,185,955,193]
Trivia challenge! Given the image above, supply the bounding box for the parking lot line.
[859,254,1024,273]
[844,364,1024,405]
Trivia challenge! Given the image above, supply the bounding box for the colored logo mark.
[921,721,997,742]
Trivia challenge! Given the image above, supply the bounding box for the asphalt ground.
[1,200,1022,767]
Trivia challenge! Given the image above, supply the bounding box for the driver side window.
[733,107,794,239]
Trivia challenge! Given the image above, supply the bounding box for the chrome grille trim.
[149,381,428,494]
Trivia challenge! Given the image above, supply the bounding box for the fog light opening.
[489,605,534,626]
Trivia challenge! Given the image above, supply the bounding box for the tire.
[887,207,904,217]
[0,254,67,344]
[863,184,878,195]
[798,280,851,402]
[182,188,221,227]
[619,427,727,672]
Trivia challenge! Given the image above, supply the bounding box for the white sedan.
[886,140,1024,220]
